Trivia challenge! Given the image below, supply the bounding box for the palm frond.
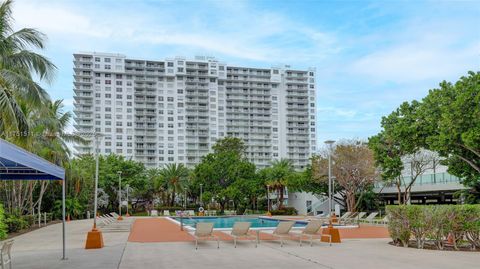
[5,27,46,50]
[3,50,56,83]
[0,69,50,106]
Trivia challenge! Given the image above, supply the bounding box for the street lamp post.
[324,140,335,215]
[267,185,270,212]
[117,171,123,220]
[85,133,105,249]
[126,183,130,217]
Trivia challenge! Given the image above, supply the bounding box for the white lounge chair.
[291,220,332,246]
[338,212,352,222]
[341,212,366,225]
[0,240,13,269]
[163,210,170,216]
[360,212,379,223]
[192,223,219,250]
[228,222,257,248]
[262,221,295,247]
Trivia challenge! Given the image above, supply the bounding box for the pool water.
[172,216,307,229]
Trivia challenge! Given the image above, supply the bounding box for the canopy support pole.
[62,178,66,260]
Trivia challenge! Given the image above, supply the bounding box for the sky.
[12,0,480,148]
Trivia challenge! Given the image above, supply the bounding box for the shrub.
[386,205,411,247]
[156,206,197,212]
[0,204,8,239]
[387,204,480,250]
[270,207,298,216]
[459,205,480,250]
[5,215,29,233]
[21,215,36,226]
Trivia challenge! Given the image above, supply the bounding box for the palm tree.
[35,99,84,165]
[0,0,56,136]
[159,164,189,206]
[267,159,295,209]
[31,100,84,215]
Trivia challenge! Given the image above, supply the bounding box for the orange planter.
[322,226,341,243]
[85,228,104,249]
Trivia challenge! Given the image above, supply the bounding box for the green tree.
[370,71,480,203]
[159,163,189,206]
[0,0,56,135]
[418,71,480,188]
[260,159,296,209]
[368,102,433,204]
[192,137,256,212]
[97,154,146,212]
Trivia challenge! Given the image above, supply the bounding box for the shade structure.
[0,139,64,180]
[0,138,66,259]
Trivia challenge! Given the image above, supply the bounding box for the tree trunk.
[278,186,284,209]
[346,191,356,212]
[396,184,402,205]
[219,201,225,213]
[34,181,48,219]
[171,191,176,206]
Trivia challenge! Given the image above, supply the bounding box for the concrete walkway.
[6,218,480,269]
[11,219,129,269]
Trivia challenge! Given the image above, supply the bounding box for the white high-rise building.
[73,52,316,170]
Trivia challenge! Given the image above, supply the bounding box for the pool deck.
[8,217,480,269]
[128,217,390,243]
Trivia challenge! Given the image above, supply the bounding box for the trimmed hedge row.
[386,205,480,250]
[270,207,298,216]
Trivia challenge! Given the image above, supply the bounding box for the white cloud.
[14,1,109,38]
[12,0,339,62]
[347,17,480,84]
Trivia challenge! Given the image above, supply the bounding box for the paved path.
[120,239,479,269]
[6,217,479,269]
[11,219,129,269]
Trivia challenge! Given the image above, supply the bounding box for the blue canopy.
[0,138,64,180]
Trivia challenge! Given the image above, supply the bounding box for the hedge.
[270,207,298,216]
[386,205,480,250]
[0,204,7,240]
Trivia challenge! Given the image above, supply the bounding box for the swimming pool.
[170,216,307,229]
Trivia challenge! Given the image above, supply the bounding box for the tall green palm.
[0,0,56,136]
[159,163,189,206]
[267,159,295,209]
[35,99,84,165]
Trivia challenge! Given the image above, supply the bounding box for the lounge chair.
[360,212,378,223]
[338,212,352,222]
[262,221,295,247]
[228,222,257,248]
[0,239,13,269]
[163,210,170,216]
[187,210,195,216]
[341,212,366,225]
[192,223,219,250]
[291,220,332,246]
